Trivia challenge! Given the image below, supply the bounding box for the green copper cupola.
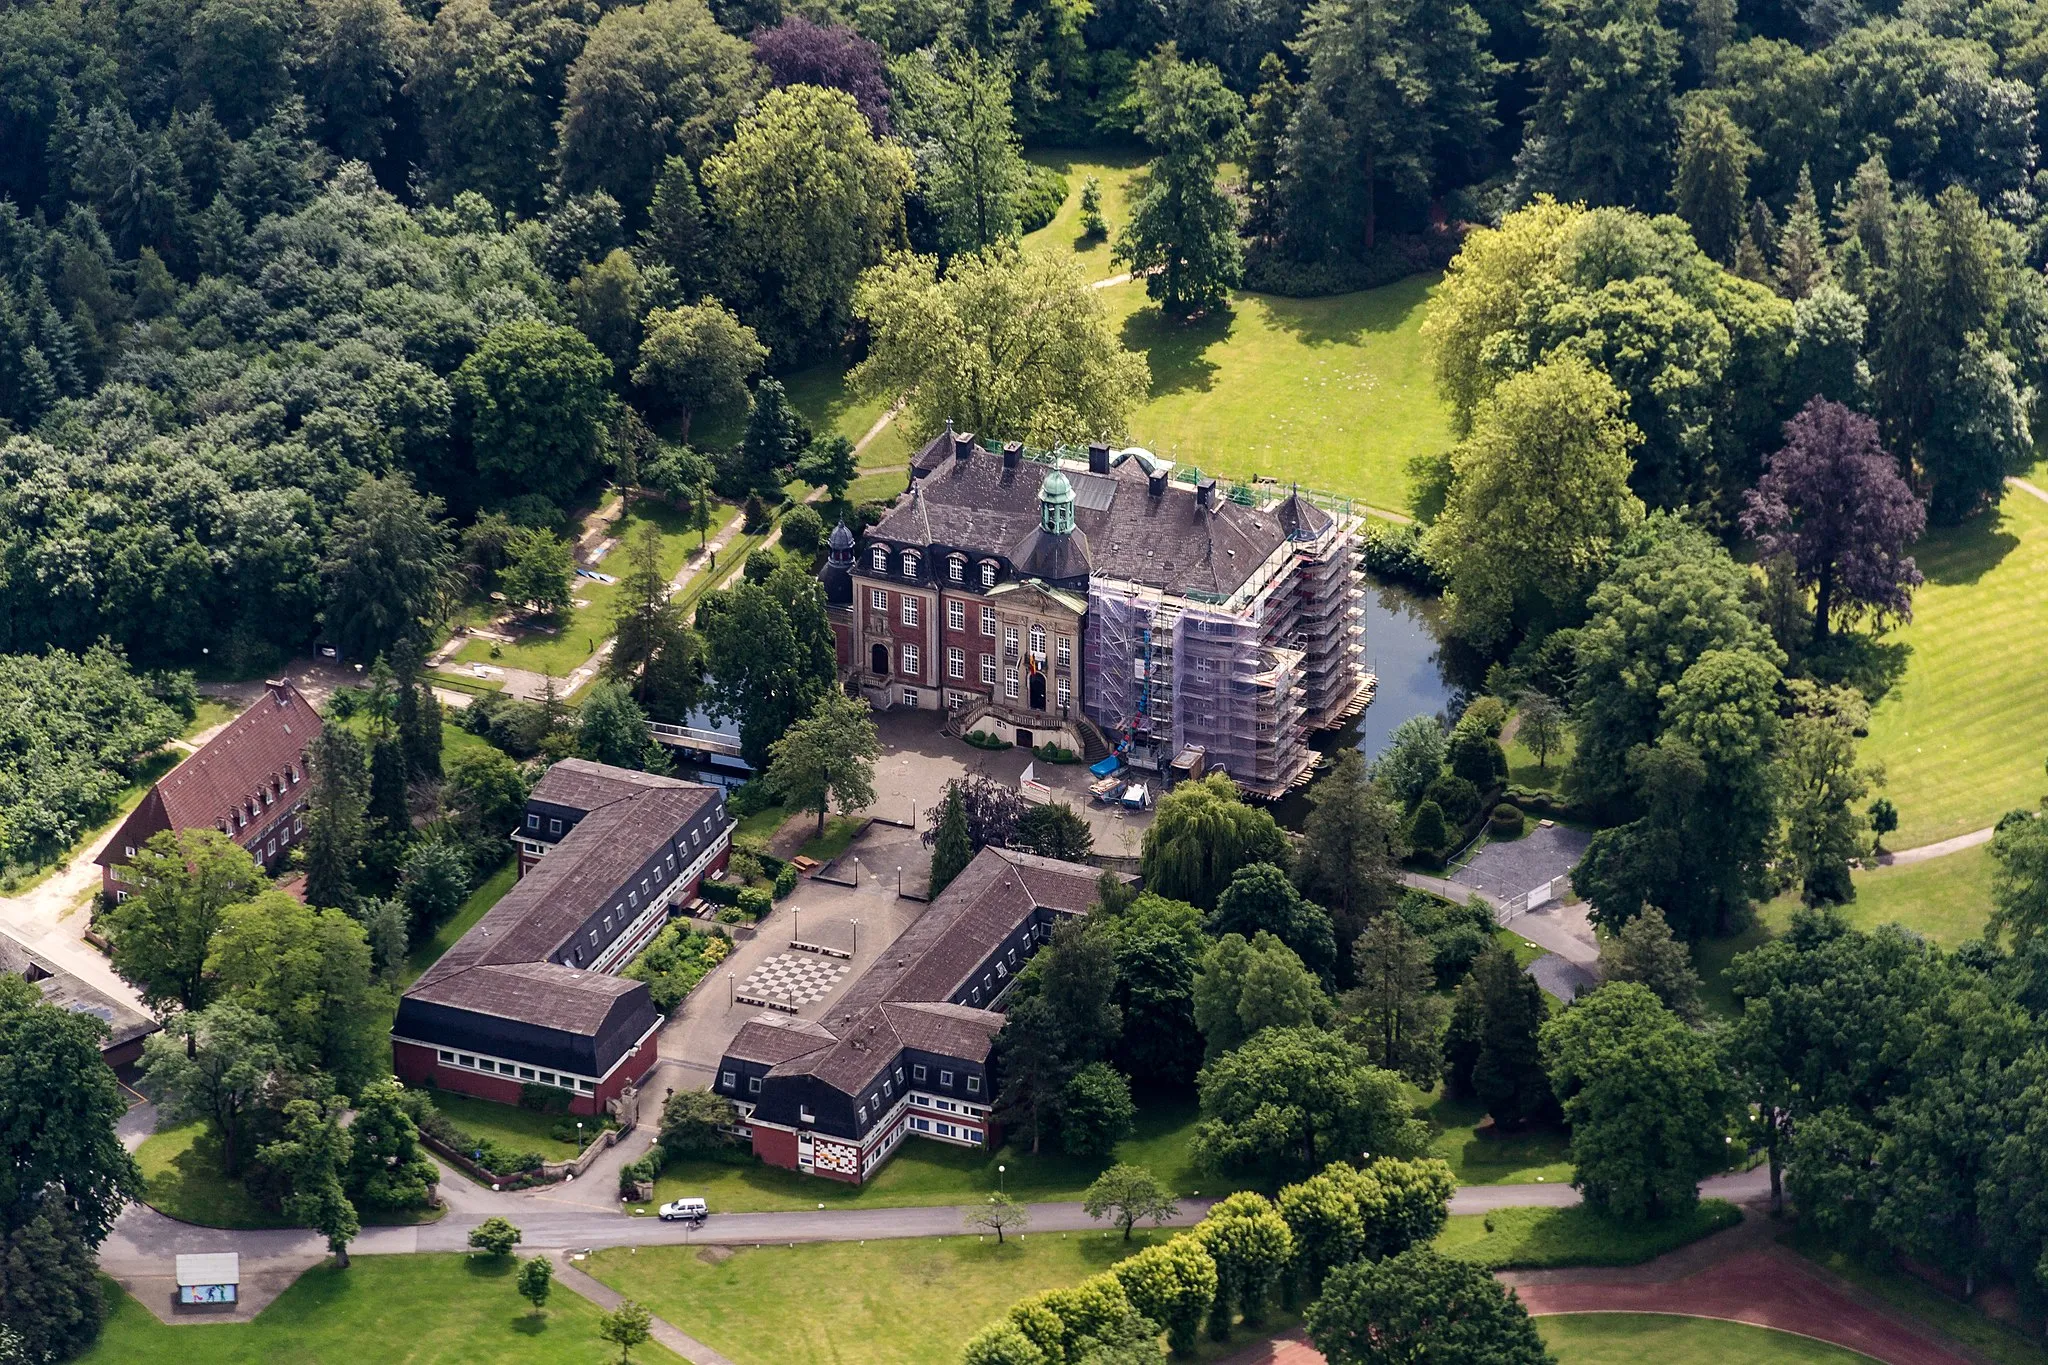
[1040,468,1076,535]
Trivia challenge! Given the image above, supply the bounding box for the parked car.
[659,1198,708,1224]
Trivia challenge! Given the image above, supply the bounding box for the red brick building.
[96,681,319,903]
[392,760,733,1116]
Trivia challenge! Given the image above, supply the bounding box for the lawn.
[136,1121,295,1229]
[1860,489,2048,846]
[844,466,913,505]
[1099,273,1452,513]
[694,356,915,469]
[588,1231,1187,1365]
[1757,842,1999,949]
[1021,149,1151,283]
[797,815,864,862]
[404,858,517,986]
[1537,1313,1873,1364]
[1423,1094,1573,1185]
[454,498,738,679]
[136,1121,449,1229]
[429,1091,590,1162]
[80,1256,683,1365]
[653,1093,1231,1212]
[1786,1226,2048,1365]
[1436,1200,1743,1270]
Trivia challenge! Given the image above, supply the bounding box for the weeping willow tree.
[1138,774,1290,909]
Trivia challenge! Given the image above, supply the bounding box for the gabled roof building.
[97,681,320,901]
[393,759,734,1116]
[825,430,1368,797]
[717,846,1118,1182]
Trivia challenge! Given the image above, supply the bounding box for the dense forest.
[3,0,2047,674]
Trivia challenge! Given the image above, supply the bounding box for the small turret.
[822,519,857,605]
[1040,469,1076,536]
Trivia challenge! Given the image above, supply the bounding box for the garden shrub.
[519,1082,575,1113]
[699,880,743,906]
[727,848,766,884]
[715,906,747,924]
[1456,695,1508,737]
[1488,803,1526,838]
[1409,801,1449,862]
[727,779,775,817]
[1017,163,1070,233]
[1422,774,1482,827]
[623,922,733,1010]
[1033,742,1081,763]
[737,887,772,918]
[773,863,800,898]
[965,729,1011,750]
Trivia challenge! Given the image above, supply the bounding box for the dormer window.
[872,546,889,572]
[980,562,997,588]
[949,556,965,583]
[902,550,921,577]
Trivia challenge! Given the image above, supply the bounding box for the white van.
[658,1198,708,1224]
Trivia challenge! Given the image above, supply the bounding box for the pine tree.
[640,157,711,297]
[369,734,409,833]
[737,378,806,496]
[304,726,370,911]
[929,787,973,895]
[392,643,442,781]
[1671,103,1751,263]
[1775,165,1831,299]
[1244,54,1298,238]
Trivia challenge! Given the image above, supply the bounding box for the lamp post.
[896,865,902,895]
[998,1164,1006,1195]
[792,903,800,947]
[850,918,859,955]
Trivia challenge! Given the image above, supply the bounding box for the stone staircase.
[1075,715,1114,763]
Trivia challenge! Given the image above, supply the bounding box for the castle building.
[822,430,1369,797]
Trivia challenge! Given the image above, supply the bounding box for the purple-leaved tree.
[1742,398,1927,642]
[751,18,892,137]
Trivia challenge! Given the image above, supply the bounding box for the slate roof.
[401,761,719,1063]
[724,847,1121,1096]
[872,434,1295,600]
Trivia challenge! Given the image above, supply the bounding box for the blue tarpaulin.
[1089,756,1122,778]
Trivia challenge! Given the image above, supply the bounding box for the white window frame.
[902,595,919,626]
[1056,635,1071,667]
[902,688,919,708]
[980,562,997,588]
[872,547,889,571]
[1005,668,1020,700]
[901,643,920,676]
[1029,625,1045,657]
[1057,678,1071,709]
[949,556,965,583]
[870,587,888,611]
[981,654,997,685]
[948,647,965,678]
[948,600,965,630]
[1004,626,1019,654]
[903,550,921,577]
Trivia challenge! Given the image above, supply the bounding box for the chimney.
[1087,442,1110,475]
[1197,477,1218,510]
[1002,440,1022,469]
[953,432,975,462]
[1148,470,1168,497]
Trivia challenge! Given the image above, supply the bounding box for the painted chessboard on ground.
[735,953,851,1014]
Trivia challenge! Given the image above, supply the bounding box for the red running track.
[1216,1246,1976,1365]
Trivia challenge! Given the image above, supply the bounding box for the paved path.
[2009,475,2048,506]
[1875,825,1996,867]
[555,1257,736,1365]
[1401,872,1600,968]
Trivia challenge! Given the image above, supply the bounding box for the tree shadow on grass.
[510,1312,547,1336]
[1806,634,1912,705]
[1916,512,2022,587]
[1122,306,1228,399]
[1255,273,1438,346]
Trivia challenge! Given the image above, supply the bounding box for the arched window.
[948,556,966,583]
[1029,625,1046,657]
[902,550,921,578]
[980,561,998,588]
[872,546,889,572]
